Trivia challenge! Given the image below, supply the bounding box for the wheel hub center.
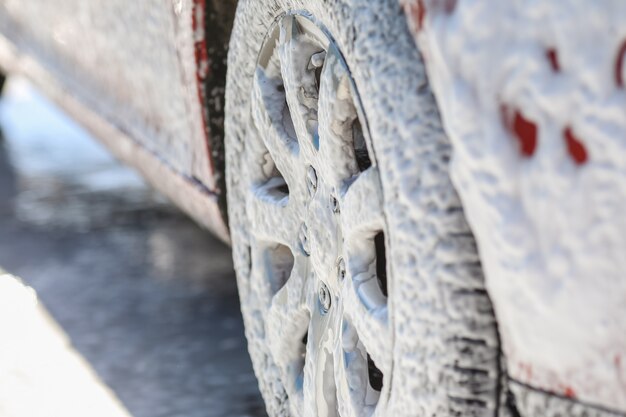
[301,163,343,295]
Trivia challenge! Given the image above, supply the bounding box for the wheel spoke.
[247,184,300,249]
[250,66,301,185]
[266,254,311,398]
[341,271,390,376]
[334,315,380,417]
[301,306,340,417]
[278,15,322,157]
[340,167,385,241]
[317,47,361,186]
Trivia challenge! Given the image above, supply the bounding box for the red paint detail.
[192,0,216,176]
[563,386,576,399]
[407,0,455,32]
[615,40,626,88]
[412,0,426,31]
[501,105,538,157]
[564,127,588,165]
[513,112,538,157]
[546,48,560,72]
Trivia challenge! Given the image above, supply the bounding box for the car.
[0,1,624,416]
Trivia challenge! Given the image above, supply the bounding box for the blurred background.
[0,77,266,417]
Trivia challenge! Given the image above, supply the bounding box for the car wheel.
[225,1,503,416]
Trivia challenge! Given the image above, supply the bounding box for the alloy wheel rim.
[244,13,392,417]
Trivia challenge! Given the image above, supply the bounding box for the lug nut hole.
[306,166,318,196]
[319,282,331,314]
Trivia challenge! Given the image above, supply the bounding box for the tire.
[225,1,503,416]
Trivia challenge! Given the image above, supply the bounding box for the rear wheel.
[225,2,502,416]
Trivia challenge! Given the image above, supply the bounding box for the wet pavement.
[0,78,267,417]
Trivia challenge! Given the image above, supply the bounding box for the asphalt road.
[0,78,267,417]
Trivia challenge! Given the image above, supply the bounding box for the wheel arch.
[193,0,239,234]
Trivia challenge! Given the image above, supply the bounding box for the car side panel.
[0,0,215,189]
[0,32,230,242]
